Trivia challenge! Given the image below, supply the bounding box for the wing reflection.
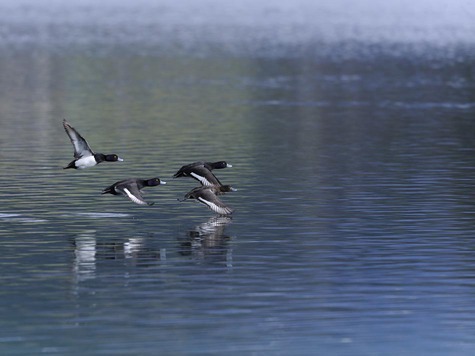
[178,216,233,266]
[71,232,165,283]
[94,237,164,267]
[72,230,97,282]
[123,237,145,259]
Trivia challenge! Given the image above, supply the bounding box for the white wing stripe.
[190,172,213,186]
[198,197,232,215]
[123,188,148,205]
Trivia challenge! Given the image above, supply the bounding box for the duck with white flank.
[180,185,236,215]
[173,161,232,186]
[102,178,166,205]
[63,119,123,169]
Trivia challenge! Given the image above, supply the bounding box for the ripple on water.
[0,213,48,223]
[65,212,132,219]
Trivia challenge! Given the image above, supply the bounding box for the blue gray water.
[1,1,475,355]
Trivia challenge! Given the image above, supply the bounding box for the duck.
[102,178,166,205]
[180,185,236,215]
[63,119,124,169]
[173,161,232,186]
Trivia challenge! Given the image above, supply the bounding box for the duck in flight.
[173,161,232,186]
[63,119,123,169]
[180,185,236,215]
[102,178,166,205]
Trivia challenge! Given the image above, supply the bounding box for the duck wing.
[63,120,94,158]
[196,188,233,215]
[120,185,151,205]
[173,161,203,178]
[189,166,223,186]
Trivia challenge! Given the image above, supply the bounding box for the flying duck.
[180,185,236,215]
[173,161,232,186]
[102,178,166,205]
[63,119,123,169]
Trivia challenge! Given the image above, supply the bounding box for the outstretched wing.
[189,166,222,186]
[63,119,94,158]
[173,161,203,178]
[121,187,151,205]
[198,189,233,215]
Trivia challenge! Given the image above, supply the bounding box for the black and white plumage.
[173,161,232,186]
[102,178,166,205]
[182,185,236,215]
[190,216,233,239]
[63,119,123,169]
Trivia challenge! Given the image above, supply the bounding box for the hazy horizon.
[0,0,473,57]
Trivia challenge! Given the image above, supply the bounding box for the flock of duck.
[62,120,236,215]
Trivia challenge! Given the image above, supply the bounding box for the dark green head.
[95,153,124,163]
[218,185,237,193]
[146,178,166,186]
[209,161,232,169]
[105,154,124,162]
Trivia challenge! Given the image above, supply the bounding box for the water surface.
[1,1,475,355]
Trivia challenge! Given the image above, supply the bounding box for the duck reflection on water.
[71,216,233,282]
[96,237,165,267]
[71,232,166,282]
[178,216,233,266]
[72,230,97,282]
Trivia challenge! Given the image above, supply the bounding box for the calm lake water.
[1,1,475,355]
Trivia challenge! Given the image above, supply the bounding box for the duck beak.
[230,187,237,192]
[226,163,233,168]
[161,181,167,185]
[117,157,124,162]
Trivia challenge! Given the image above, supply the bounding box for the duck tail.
[63,160,76,169]
[101,186,114,195]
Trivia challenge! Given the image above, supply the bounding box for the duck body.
[173,161,232,186]
[63,119,123,169]
[64,153,122,170]
[102,178,166,205]
[183,185,236,215]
